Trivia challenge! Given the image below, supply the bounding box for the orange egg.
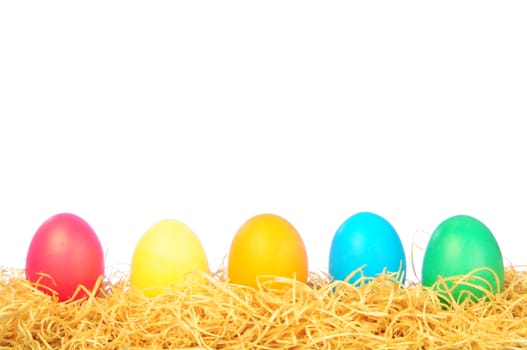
[227,213,308,289]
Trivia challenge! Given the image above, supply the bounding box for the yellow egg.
[130,219,209,297]
[227,213,308,289]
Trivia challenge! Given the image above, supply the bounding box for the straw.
[1,266,527,349]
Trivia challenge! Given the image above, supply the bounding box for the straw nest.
[1,266,527,350]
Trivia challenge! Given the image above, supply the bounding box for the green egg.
[422,215,504,305]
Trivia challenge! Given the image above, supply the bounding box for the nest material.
[1,267,527,349]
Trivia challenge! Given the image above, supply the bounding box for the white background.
[1,1,526,282]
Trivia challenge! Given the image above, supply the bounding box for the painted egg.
[329,212,406,284]
[130,219,209,297]
[422,214,504,304]
[227,213,308,289]
[25,213,105,302]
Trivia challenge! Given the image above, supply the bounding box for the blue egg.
[329,212,406,284]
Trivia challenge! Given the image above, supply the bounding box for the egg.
[130,219,209,297]
[422,214,504,304]
[25,213,105,302]
[227,213,308,289]
[329,212,406,285]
